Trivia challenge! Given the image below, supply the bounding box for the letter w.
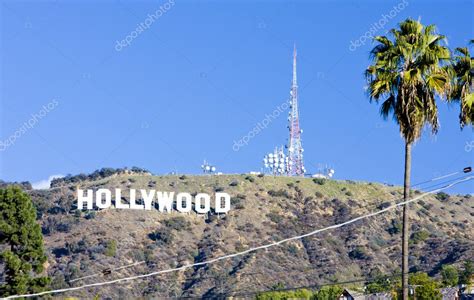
[156,192,174,213]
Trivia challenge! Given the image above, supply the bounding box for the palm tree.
[365,18,451,299]
[448,40,473,127]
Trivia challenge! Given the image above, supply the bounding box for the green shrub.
[366,276,391,293]
[387,219,402,235]
[67,238,90,254]
[85,211,96,220]
[148,228,174,244]
[348,246,369,260]
[460,260,474,284]
[313,286,343,300]
[267,212,283,223]
[410,230,430,244]
[244,175,255,183]
[231,197,241,206]
[407,272,441,300]
[313,178,326,185]
[315,191,324,198]
[435,192,450,201]
[287,244,299,255]
[268,189,291,198]
[256,288,313,300]
[163,216,190,231]
[441,265,459,287]
[105,240,117,257]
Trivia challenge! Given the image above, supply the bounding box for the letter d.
[215,192,230,213]
[115,40,123,51]
[349,40,357,51]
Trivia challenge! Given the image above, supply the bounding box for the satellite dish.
[211,167,216,172]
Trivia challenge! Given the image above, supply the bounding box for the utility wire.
[3,175,471,299]
[68,261,146,283]
[351,173,471,214]
[34,171,474,285]
[66,170,470,285]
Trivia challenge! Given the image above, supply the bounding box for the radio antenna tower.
[286,45,305,176]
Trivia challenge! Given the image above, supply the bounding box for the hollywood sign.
[77,189,231,214]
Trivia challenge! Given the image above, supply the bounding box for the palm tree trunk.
[402,142,412,300]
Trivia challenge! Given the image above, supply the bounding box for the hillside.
[22,173,473,298]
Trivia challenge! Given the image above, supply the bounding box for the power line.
[68,261,146,283]
[64,170,469,285]
[8,169,471,292]
[351,173,471,214]
[3,175,471,299]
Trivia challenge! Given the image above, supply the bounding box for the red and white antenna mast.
[286,45,305,176]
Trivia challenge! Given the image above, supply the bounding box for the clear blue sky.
[1,0,473,193]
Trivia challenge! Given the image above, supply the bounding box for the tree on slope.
[0,186,50,297]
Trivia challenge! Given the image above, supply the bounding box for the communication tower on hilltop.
[201,160,216,174]
[286,45,305,176]
[312,164,335,179]
[263,146,288,176]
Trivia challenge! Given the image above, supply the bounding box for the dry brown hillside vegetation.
[19,173,474,298]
